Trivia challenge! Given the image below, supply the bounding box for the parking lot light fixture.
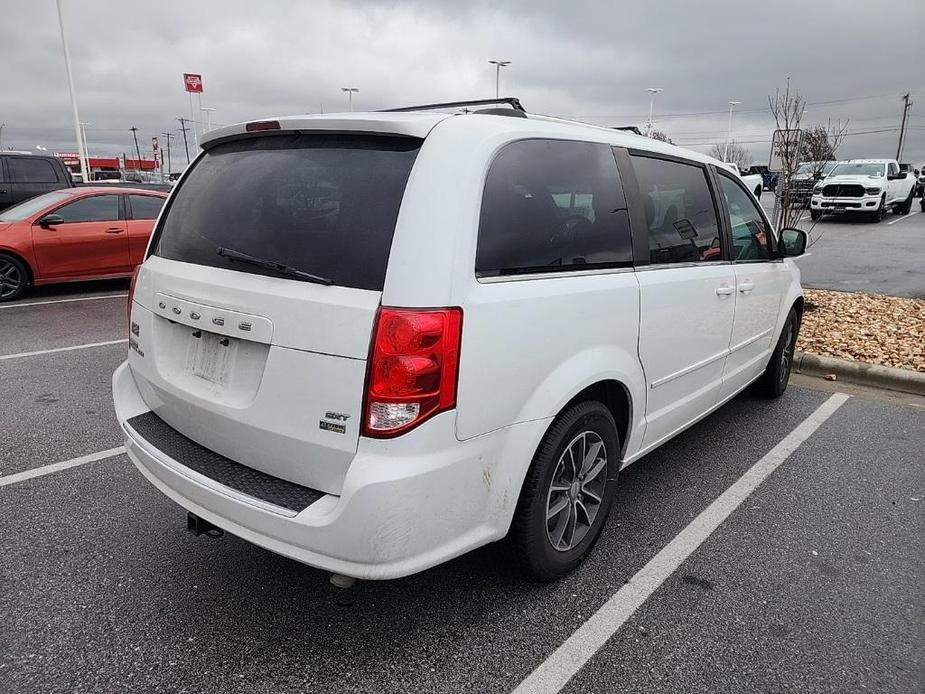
[723,101,741,162]
[645,87,663,136]
[488,60,511,99]
[341,87,359,112]
[200,107,216,133]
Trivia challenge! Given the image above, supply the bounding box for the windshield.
[153,133,421,291]
[796,162,837,176]
[829,163,885,177]
[0,191,73,221]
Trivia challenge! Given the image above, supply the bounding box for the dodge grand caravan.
[113,99,807,581]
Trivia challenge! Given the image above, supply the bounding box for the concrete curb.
[793,351,925,396]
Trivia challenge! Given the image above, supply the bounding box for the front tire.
[897,188,914,215]
[757,308,800,398]
[810,210,821,222]
[870,196,886,223]
[511,401,620,581]
[0,254,28,302]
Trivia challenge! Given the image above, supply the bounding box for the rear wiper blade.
[216,247,334,286]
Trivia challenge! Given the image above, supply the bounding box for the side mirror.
[37,214,64,228]
[779,228,807,257]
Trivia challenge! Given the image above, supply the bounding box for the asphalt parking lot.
[2,282,924,693]
[758,192,925,299]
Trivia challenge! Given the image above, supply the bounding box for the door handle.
[738,280,755,293]
[715,284,734,296]
[105,227,125,234]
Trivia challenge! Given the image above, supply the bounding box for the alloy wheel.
[545,430,608,552]
[780,319,795,384]
[0,259,22,300]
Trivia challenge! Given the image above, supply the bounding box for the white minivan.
[113,99,807,581]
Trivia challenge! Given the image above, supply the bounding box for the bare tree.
[768,78,806,231]
[649,129,674,144]
[799,121,849,177]
[709,139,752,170]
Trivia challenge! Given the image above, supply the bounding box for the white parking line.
[0,339,127,362]
[886,210,921,225]
[0,446,125,488]
[512,392,850,694]
[0,293,127,310]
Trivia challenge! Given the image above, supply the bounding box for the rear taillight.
[362,307,463,438]
[127,265,140,322]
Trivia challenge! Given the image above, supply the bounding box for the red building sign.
[183,73,203,93]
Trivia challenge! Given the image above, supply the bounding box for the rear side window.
[153,134,421,291]
[630,155,722,264]
[54,194,119,223]
[9,158,59,183]
[476,139,633,277]
[128,194,165,220]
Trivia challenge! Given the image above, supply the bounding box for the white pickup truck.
[724,163,764,200]
[810,158,916,222]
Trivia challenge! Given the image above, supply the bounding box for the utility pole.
[488,60,511,99]
[129,126,142,175]
[723,101,741,162]
[55,0,89,183]
[177,118,191,164]
[896,92,912,161]
[161,132,173,176]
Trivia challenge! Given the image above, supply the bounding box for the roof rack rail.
[381,97,525,114]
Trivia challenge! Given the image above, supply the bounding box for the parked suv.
[0,152,74,212]
[113,103,807,581]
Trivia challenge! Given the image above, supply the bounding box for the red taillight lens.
[363,307,462,437]
[127,265,140,322]
[245,120,281,132]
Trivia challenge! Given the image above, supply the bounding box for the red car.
[0,187,167,302]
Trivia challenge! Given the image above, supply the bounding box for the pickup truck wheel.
[897,188,914,215]
[756,308,800,398]
[810,210,821,222]
[0,254,28,302]
[754,186,763,199]
[870,196,886,223]
[511,401,619,581]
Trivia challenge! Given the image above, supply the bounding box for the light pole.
[0,123,5,150]
[200,107,216,133]
[129,126,143,176]
[645,88,664,136]
[55,0,88,183]
[79,122,91,178]
[161,132,173,177]
[488,60,511,99]
[723,101,741,162]
[341,87,359,112]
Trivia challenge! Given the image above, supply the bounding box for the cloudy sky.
[2,0,923,169]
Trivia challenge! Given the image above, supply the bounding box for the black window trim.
[622,148,730,268]
[712,166,780,262]
[474,136,636,282]
[48,192,122,224]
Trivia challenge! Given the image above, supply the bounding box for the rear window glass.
[153,134,421,291]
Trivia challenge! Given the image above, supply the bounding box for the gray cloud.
[1,0,923,168]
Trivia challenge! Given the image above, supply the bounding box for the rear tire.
[0,254,28,302]
[897,188,914,215]
[756,308,800,398]
[511,401,620,581]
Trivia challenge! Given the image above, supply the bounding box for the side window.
[0,160,5,182]
[717,174,771,261]
[128,194,165,219]
[53,195,119,223]
[887,162,897,177]
[476,139,633,276]
[629,155,722,264]
[9,158,59,183]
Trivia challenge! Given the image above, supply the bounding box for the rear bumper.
[113,361,547,579]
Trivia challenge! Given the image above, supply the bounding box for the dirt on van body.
[797,288,925,372]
